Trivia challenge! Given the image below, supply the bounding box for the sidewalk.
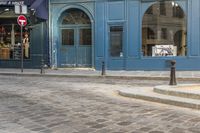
[0,68,199,80]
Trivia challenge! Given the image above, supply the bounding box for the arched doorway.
[58,8,92,67]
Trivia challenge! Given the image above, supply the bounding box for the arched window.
[61,9,91,25]
[142,1,187,57]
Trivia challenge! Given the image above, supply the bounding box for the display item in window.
[23,32,29,58]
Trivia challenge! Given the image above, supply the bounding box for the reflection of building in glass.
[142,1,187,57]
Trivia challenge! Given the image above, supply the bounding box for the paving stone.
[91,123,107,129]
[117,121,133,126]
[138,127,152,132]
[96,119,107,123]
[149,131,164,133]
[31,127,47,131]
[170,127,187,133]
[76,128,96,133]
[188,127,200,133]
[0,76,199,133]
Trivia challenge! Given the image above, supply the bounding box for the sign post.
[17,15,27,73]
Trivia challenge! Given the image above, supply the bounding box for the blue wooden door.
[107,25,125,70]
[58,8,92,67]
[77,27,92,67]
[59,26,92,67]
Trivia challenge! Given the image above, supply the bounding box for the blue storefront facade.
[0,0,48,68]
[49,0,200,70]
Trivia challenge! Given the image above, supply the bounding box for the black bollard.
[169,60,177,85]
[101,61,106,76]
[40,59,45,74]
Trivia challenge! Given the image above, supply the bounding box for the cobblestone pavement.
[0,76,200,133]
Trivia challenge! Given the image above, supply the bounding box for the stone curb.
[0,73,102,79]
[118,90,200,110]
[154,86,200,100]
[1,72,200,81]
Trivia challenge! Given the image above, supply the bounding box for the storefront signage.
[15,4,27,14]
[0,1,24,5]
[17,15,27,27]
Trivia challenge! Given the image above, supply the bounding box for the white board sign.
[152,45,177,57]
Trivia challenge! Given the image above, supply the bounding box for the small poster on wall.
[152,45,177,57]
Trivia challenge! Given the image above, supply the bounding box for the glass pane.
[62,9,91,25]
[110,26,123,57]
[0,25,11,60]
[79,29,91,45]
[62,29,74,45]
[142,1,187,57]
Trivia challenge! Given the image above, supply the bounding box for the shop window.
[142,1,187,57]
[0,24,30,60]
[110,26,123,57]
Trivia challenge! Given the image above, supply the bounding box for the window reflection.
[142,1,187,57]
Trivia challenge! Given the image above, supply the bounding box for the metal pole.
[40,23,45,74]
[21,25,24,73]
[169,60,177,85]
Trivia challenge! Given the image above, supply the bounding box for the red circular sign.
[17,15,27,27]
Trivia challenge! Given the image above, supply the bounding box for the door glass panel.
[62,29,74,45]
[79,29,91,45]
[110,26,123,57]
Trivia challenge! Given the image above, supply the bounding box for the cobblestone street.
[0,75,200,133]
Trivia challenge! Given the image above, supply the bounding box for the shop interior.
[0,6,30,60]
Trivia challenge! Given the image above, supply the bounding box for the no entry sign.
[17,15,27,27]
